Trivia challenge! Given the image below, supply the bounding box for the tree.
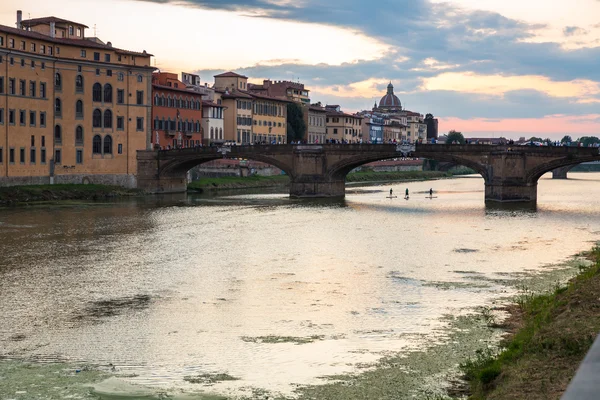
[286,103,306,142]
[560,135,573,144]
[528,136,543,142]
[578,136,600,147]
[445,130,465,144]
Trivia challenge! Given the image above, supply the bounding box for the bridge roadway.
[136,143,600,204]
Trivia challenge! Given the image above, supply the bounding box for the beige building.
[0,11,153,187]
[325,105,362,143]
[248,79,310,105]
[404,111,427,142]
[306,104,327,143]
[251,93,287,144]
[214,72,253,144]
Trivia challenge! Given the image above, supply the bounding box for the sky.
[2,0,600,139]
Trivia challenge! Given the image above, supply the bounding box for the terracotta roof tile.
[21,16,89,29]
[214,71,248,78]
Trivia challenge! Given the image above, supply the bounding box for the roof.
[249,92,293,103]
[0,24,153,57]
[214,71,248,79]
[21,16,89,29]
[152,84,204,96]
[309,106,328,113]
[219,90,254,100]
[326,110,362,119]
[202,100,225,108]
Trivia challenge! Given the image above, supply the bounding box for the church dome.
[379,82,401,109]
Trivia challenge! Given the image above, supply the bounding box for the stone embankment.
[0,184,142,206]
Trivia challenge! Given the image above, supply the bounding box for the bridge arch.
[526,155,600,184]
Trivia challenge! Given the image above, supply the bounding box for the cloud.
[563,26,588,36]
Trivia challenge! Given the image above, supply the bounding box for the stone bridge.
[137,144,600,203]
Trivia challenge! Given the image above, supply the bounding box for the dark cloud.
[563,26,588,36]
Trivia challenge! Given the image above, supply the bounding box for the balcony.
[165,130,176,137]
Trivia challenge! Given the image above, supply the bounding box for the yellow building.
[250,93,288,144]
[325,105,362,143]
[0,11,153,187]
[214,72,253,144]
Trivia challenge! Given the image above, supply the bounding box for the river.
[1,173,600,399]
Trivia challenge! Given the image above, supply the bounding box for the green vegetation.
[461,246,600,400]
[188,175,290,191]
[0,184,142,206]
[446,130,465,144]
[345,170,454,182]
[286,102,307,142]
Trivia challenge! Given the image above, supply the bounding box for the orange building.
[151,72,203,149]
[0,11,154,187]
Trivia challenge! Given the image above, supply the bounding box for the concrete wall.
[0,173,137,187]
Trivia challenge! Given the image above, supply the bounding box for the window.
[77,65,82,72]
[103,109,112,128]
[69,26,74,36]
[8,78,14,94]
[93,109,101,127]
[94,52,100,61]
[9,109,15,125]
[136,117,143,131]
[137,75,143,83]
[55,98,62,116]
[29,81,36,97]
[117,89,124,104]
[20,41,25,50]
[19,80,25,96]
[30,60,35,68]
[54,125,62,144]
[41,62,45,70]
[76,100,83,118]
[105,54,111,62]
[40,112,46,127]
[76,126,84,145]
[31,135,35,147]
[29,111,36,126]
[93,83,102,102]
[41,148,46,164]
[118,144,122,154]
[96,68,100,76]
[0,77,3,94]
[56,47,60,55]
[30,148,36,164]
[107,69,112,77]
[76,149,83,164]
[40,44,45,53]
[9,57,13,65]
[9,148,14,163]
[41,136,45,147]
[103,135,113,154]
[9,38,14,48]
[77,27,81,37]
[19,110,25,125]
[117,116,124,130]
[76,75,83,92]
[0,108,3,124]
[40,82,46,98]
[0,148,2,164]
[93,135,102,154]
[80,49,86,57]
[117,55,122,62]
[20,148,25,164]
[118,72,124,81]
[30,42,36,52]
[103,84,112,103]
[136,90,143,105]
[54,149,61,164]
[55,72,61,89]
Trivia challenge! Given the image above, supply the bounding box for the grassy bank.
[0,184,142,206]
[188,171,462,191]
[461,245,600,400]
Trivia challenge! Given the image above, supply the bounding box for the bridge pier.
[485,181,537,203]
[290,178,345,198]
[552,165,571,179]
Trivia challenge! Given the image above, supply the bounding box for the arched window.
[118,72,124,81]
[54,125,62,144]
[93,109,102,128]
[103,84,112,103]
[75,100,83,117]
[55,98,62,115]
[154,117,159,130]
[154,94,159,106]
[93,83,102,102]
[75,75,83,92]
[55,72,61,89]
[137,74,143,83]
[75,126,84,145]
[103,109,112,128]
[219,128,223,140]
[161,95,165,106]
[92,135,102,154]
[103,135,113,154]
[210,127,214,139]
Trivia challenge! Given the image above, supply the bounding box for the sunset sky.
[2,0,600,139]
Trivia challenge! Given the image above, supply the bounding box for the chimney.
[16,10,22,29]
[50,21,55,38]
[107,41,112,47]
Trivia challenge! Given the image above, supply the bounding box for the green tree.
[578,136,600,146]
[286,103,306,142]
[445,130,465,144]
[560,135,573,144]
[528,137,543,142]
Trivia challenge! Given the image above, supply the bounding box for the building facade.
[248,79,310,104]
[306,104,327,143]
[250,93,287,144]
[151,72,203,149]
[202,101,225,145]
[0,11,153,187]
[325,105,362,143]
[361,114,385,144]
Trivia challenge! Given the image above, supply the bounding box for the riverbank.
[0,184,143,206]
[461,245,600,400]
[187,171,457,192]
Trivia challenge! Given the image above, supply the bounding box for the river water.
[1,173,600,399]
